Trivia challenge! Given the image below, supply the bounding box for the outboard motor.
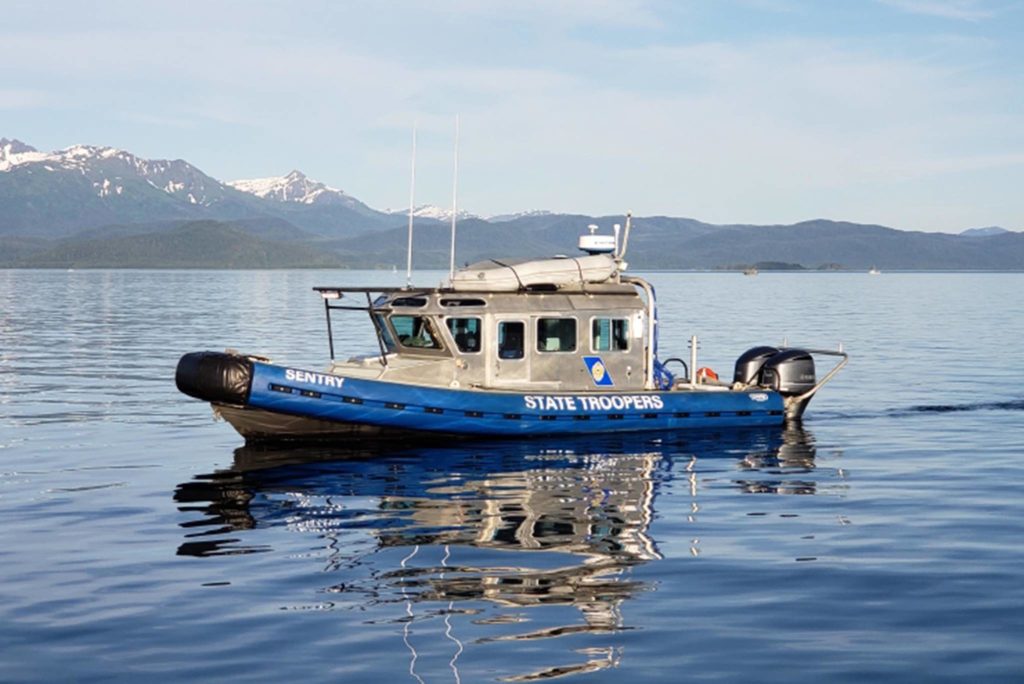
[760,349,816,395]
[734,346,779,385]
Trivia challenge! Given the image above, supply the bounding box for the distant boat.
[743,267,758,276]
[868,267,881,275]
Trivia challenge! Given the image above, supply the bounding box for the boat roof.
[313,281,641,297]
[316,251,640,297]
[314,248,645,305]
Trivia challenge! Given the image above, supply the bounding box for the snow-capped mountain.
[0,137,236,206]
[0,138,394,238]
[487,209,554,222]
[4,135,1023,270]
[960,226,1010,237]
[227,169,368,210]
[387,205,479,222]
[0,137,37,163]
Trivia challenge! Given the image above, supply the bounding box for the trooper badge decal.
[583,356,614,387]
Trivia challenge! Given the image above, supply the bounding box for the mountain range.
[1,137,1020,270]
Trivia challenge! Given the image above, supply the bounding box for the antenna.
[448,115,460,280]
[617,211,633,259]
[405,122,417,287]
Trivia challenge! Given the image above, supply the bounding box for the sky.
[2,0,1022,232]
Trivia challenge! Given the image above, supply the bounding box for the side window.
[446,317,481,353]
[497,321,525,360]
[537,318,577,353]
[391,315,442,349]
[592,318,629,351]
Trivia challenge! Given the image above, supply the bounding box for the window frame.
[589,316,631,353]
[389,296,429,308]
[440,298,487,308]
[445,316,483,355]
[496,319,527,361]
[535,316,578,354]
[388,313,446,352]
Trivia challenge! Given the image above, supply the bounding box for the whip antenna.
[405,122,417,288]
[448,115,460,281]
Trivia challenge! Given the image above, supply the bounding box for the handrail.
[790,347,849,402]
[620,275,657,390]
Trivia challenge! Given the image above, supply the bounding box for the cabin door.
[491,319,529,385]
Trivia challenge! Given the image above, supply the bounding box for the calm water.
[1,269,1022,682]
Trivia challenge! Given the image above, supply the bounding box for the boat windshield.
[391,314,442,349]
[373,313,398,352]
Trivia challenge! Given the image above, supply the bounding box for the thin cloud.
[398,0,665,29]
[0,89,52,109]
[1,1,1020,231]
[878,0,994,21]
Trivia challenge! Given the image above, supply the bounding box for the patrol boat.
[176,217,847,441]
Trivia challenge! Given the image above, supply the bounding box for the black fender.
[176,351,254,405]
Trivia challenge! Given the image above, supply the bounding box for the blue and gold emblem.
[583,356,614,386]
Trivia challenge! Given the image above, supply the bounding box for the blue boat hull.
[217,360,787,439]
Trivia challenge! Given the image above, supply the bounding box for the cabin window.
[390,315,442,349]
[373,313,398,352]
[440,298,487,308]
[498,321,525,360]
[537,317,577,353]
[390,296,428,307]
[592,318,630,352]
[446,317,481,353]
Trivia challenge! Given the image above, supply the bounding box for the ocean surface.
[1,269,1022,682]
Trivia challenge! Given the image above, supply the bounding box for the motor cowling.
[760,349,816,395]
[733,346,779,385]
[176,351,254,405]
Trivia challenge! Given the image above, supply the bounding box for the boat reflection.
[174,425,821,681]
[735,424,822,495]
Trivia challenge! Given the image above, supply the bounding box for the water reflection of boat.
[174,428,819,681]
[735,424,821,495]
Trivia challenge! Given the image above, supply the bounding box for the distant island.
[715,262,847,272]
[1,137,1021,270]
